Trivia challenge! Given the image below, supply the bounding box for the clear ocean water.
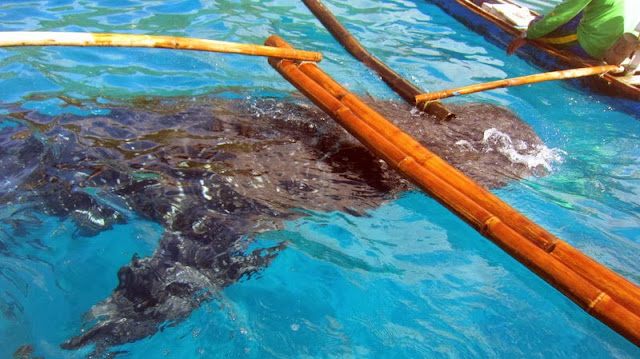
[0,0,639,358]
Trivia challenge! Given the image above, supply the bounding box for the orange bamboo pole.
[415,65,624,102]
[0,31,323,62]
[303,65,640,314]
[267,34,640,316]
[301,0,454,121]
[265,34,640,347]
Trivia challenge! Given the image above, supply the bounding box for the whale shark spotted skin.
[0,95,550,354]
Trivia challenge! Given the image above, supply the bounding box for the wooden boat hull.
[425,0,640,114]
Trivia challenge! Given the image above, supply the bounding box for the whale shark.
[0,95,555,355]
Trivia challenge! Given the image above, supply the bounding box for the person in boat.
[507,0,640,61]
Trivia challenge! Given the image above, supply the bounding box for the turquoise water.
[0,0,639,358]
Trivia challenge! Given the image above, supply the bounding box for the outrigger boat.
[425,0,640,112]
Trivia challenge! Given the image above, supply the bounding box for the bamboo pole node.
[397,156,414,170]
[544,241,558,253]
[587,292,608,312]
[481,216,501,237]
[0,31,323,62]
[334,106,351,117]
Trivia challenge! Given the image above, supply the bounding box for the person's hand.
[507,36,527,55]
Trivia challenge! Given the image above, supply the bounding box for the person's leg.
[534,12,594,59]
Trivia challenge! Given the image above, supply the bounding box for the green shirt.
[526,0,640,59]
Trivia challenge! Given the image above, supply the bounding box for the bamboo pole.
[0,31,323,62]
[267,34,640,315]
[301,0,454,121]
[265,34,640,347]
[415,65,624,102]
[302,65,640,313]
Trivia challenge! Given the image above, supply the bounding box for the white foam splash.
[482,128,565,171]
[454,139,478,152]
